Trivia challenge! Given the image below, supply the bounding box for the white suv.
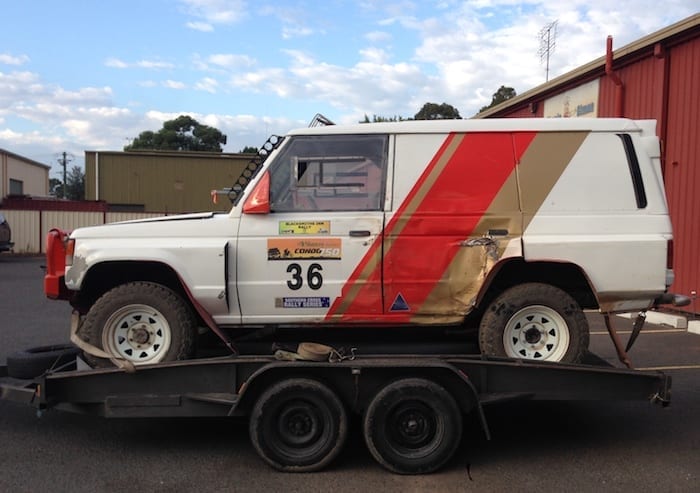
[44,118,688,367]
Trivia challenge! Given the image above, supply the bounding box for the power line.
[538,20,558,82]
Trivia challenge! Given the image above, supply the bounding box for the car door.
[236,133,389,325]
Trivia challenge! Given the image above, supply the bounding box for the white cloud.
[194,77,218,93]
[365,31,392,43]
[164,80,187,89]
[282,26,313,39]
[0,53,30,65]
[105,58,175,70]
[137,60,175,70]
[179,0,248,30]
[186,21,214,32]
[105,58,128,69]
[207,53,256,69]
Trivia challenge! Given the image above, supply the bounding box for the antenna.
[538,20,558,82]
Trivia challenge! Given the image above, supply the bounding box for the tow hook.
[625,311,647,352]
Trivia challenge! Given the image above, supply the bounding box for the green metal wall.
[85,150,252,213]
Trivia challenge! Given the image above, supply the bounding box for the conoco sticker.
[267,238,342,260]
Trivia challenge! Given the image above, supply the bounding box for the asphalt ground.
[1,255,698,492]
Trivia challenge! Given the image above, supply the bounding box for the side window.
[269,134,388,212]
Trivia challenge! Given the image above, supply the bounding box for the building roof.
[0,148,51,169]
[475,13,700,118]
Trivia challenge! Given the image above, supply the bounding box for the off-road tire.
[80,281,196,368]
[479,282,589,363]
[363,378,462,475]
[6,344,81,379]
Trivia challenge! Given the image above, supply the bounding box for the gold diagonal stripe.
[518,131,589,230]
[413,131,589,322]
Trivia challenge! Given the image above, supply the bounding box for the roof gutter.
[605,35,625,117]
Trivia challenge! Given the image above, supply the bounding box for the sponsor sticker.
[276,297,331,308]
[279,220,331,235]
[390,293,411,312]
[267,238,342,260]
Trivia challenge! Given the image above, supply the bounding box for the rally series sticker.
[267,238,342,260]
[276,297,331,308]
[279,220,331,235]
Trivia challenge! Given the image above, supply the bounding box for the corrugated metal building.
[478,14,700,313]
[0,149,50,199]
[84,150,253,213]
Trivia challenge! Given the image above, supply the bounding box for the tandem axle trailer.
[0,350,671,474]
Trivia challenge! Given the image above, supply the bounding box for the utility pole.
[538,20,558,82]
[57,151,73,199]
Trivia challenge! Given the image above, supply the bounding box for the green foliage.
[414,102,461,120]
[125,115,227,152]
[64,166,85,200]
[49,178,63,197]
[240,146,259,153]
[479,86,517,113]
[359,114,409,123]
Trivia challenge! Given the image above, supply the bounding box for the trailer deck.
[0,350,671,474]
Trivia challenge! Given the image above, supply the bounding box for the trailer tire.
[6,344,81,379]
[363,378,462,474]
[249,378,347,472]
[80,282,196,368]
[479,282,589,363]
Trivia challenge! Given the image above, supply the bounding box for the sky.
[0,1,697,180]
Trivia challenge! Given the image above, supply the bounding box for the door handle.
[349,230,371,237]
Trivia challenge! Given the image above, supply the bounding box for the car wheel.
[479,283,589,363]
[363,378,462,474]
[249,378,347,472]
[80,282,196,367]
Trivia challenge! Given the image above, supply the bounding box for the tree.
[414,102,461,120]
[64,165,85,200]
[240,146,259,153]
[479,86,517,113]
[125,115,227,152]
[49,178,63,197]
[359,114,409,123]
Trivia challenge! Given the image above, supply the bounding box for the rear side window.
[269,134,388,212]
[617,133,648,209]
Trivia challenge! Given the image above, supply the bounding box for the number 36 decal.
[286,263,323,290]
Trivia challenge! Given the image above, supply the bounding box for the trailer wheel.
[479,283,589,363]
[363,378,462,474]
[6,344,81,379]
[80,282,196,367]
[249,378,347,472]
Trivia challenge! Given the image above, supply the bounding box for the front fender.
[67,238,230,317]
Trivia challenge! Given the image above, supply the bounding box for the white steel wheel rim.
[102,304,172,364]
[503,305,570,362]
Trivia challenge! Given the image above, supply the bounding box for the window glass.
[9,179,23,195]
[269,135,388,212]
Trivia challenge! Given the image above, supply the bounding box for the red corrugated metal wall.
[664,36,700,305]
[599,55,661,119]
[484,21,700,312]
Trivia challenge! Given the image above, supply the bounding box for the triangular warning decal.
[390,293,410,312]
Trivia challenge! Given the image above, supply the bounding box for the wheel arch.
[73,260,189,313]
[475,258,598,315]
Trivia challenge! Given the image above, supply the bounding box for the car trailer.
[0,349,671,475]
